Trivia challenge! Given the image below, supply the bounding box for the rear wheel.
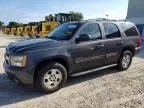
[36,35,40,38]
[20,34,24,37]
[28,34,33,38]
[35,62,67,93]
[117,51,132,71]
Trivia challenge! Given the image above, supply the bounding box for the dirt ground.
[0,34,144,108]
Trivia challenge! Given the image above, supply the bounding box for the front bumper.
[3,62,34,85]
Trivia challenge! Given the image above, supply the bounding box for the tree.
[69,11,83,21]
[45,14,54,21]
[28,22,38,26]
[48,14,53,21]
[0,21,4,26]
[0,21,4,29]
[7,22,22,28]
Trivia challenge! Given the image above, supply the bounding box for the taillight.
[137,36,142,47]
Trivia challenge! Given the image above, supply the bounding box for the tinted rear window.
[120,23,139,36]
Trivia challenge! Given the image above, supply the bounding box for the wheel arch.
[33,57,70,85]
[122,46,135,56]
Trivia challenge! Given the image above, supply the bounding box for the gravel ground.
[0,34,144,108]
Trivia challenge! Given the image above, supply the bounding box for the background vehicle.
[4,20,141,93]
[36,13,72,37]
[40,21,60,37]
[2,13,74,37]
[24,26,32,37]
[31,26,38,36]
[1,27,5,34]
[16,27,24,36]
[4,27,11,35]
[11,28,17,35]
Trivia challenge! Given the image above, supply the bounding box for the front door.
[71,23,106,73]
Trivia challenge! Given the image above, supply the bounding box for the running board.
[71,64,117,77]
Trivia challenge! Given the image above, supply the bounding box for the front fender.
[26,47,73,73]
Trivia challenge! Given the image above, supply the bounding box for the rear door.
[102,23,124,64]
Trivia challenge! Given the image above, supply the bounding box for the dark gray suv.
[4,20,141,93]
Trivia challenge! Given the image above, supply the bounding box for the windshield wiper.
[47,36,63,41]
[47,36,68,41]
[47,36,57,39]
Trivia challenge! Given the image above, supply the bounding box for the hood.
[7,38,63,53]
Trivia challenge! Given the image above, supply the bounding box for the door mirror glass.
[76,34,91,42]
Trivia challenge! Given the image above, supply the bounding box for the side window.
[120,23,139,36]
[80,23,102,40]
[103,23,121,39]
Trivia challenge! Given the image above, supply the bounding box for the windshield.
[47,23,81,40]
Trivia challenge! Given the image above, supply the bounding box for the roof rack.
[117,19,127,22]
[84,18,127,22]
[84,18,107,21]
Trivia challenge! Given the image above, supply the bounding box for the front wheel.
[35,62,67,93]
[117,51,132,71]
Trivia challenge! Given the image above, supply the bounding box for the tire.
[29,34,33,38]
[35,62,67,93]
[20,34,23,37]
[117,51,132,71]
[36,35,40,38]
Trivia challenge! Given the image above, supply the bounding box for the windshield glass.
[47,23,81,40]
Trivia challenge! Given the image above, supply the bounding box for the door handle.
[117,41,124,45]
[95,44,105,48]
[96,44,104,47]
[90,44,104,50]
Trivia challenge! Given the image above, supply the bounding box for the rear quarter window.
[120,23,139,36]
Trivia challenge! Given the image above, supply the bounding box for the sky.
[0,0,129,25]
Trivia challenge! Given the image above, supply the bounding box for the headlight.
[10,55,27,67]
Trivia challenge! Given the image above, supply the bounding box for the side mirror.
[76,34,91,43]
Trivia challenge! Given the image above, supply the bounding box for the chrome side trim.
[106,52,119,58]
[75,55,105,63]
[71,64,117,77]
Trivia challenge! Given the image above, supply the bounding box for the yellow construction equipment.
[40,21,60,37]
[36,13,72,37]
[24,26,32,36]
[2,13,72,37]
[11,28,17,35]
[4,28,11,35]
[2,27,6,34]
[31,26,38,36]
[2,27,5,34]
[3,13,73,37]
[17,27,24,36]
